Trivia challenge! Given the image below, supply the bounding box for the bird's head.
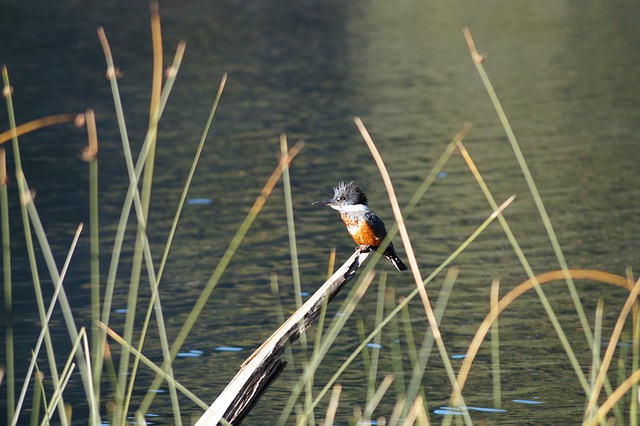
[312,181,369,211]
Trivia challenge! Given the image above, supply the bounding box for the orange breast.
[341,214,382,247]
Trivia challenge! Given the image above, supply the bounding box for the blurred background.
[1,0,639,423]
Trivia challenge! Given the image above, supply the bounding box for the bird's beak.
[312,199,333,206]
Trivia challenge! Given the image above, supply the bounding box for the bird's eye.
[338,196,345,201]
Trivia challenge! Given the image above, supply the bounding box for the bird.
[313,181,408,271]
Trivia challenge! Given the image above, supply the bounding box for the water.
[1,0,640,424]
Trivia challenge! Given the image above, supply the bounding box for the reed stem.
[1,147,14,425]
[83,108,102,403]
[356,117,471,425]
[490,279,502,409]
[139,142,303,414]
[3,66,70,426]
[463,26,593,349]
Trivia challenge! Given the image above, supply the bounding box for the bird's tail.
[383,249,408,272]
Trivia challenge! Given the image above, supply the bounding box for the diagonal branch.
[195,248,370,426]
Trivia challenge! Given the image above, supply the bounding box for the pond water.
[1,0,640,424]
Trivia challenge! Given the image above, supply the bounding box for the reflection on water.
[1,0,640,424]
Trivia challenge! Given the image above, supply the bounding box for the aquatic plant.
[1,6,638,426]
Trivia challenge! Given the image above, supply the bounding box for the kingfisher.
[313,181,408,271]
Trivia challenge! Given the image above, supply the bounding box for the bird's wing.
[365,211,388,240]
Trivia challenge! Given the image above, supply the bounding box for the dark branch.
[195,248,370,425]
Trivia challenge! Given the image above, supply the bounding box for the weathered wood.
[195,248,370,425]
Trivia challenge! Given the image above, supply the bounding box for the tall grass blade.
[456,269,633,402]
[614,336,628,423]
[109,9,184,422]
[389,396,406,426]
[357,319,372,391]
[1,147,14,424]
[18,172,99,423]
[299,198,513,423]
[280,134,304,312]
[94,28,184,372]
[385,288,406,400]
[590,299,604,394]
[367,274,387,403]
[585,368,640,426]
[585,277,640,420]
[280,134,314,425]
[121,4,166,420]
[323,384,342,426]
[121,73,227,412]
[308,249,337,408]
[400,298,418,375]
[270,274,299,377]
[97,322,209,410]
[96,26,186,423]
[312,249,337,363]
[404,268,458,420]
[12,223,83,425]
[402,396,429,426]
[457,140,623,417]
[154,72,226,286]
[30,372,44,426]
[139,142,303,414]
[633,313,640,424]
[627,267,639,425]
[356,117,471,426]
[41,363,76,426]
[96,25,142,423]
[43,328,90,425]
[363,374,395,423]
[82,108,102,403]
[456,141,589,394]
[462,27,593,348]
[4,66,70,426]
[127,54,222,425]
[280,271,376,426]
[490,279,501,410]
[0,113,77,145]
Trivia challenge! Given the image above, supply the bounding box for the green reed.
[280,133,316,426]
[385,287,407,403]
[463,27,593,347]
[284,195,514,426]
[96,24,185,425]
[118,6,168,422]
[461,28,639,424]
[1,146,14,425]
[490,279,502,410]
[455,141,590,395]
[2,20,301,425]
[402,267,458,422]
[3,66,71,426]
[30,371,44,426]
[3,12,640,426]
